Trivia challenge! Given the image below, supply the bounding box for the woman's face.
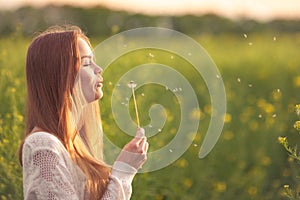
[78,38,103,102]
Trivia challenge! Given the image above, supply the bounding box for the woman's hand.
[116,128,149,170]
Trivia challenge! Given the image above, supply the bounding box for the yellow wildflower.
[294,121,300,131]
[278,136,287,145]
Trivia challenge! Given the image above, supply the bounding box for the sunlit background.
[1,0,300,200]
[1,0,300,21]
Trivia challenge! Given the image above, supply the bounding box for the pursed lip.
[96,78,103,87]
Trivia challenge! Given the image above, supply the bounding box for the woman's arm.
[101,161,137,200]
[101,128,148,200]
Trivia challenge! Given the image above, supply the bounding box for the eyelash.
[82,60,92,67]
[83,63,91,67]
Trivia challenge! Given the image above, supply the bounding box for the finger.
[136,128,145,138]
[136,138,147,153]
[143,141,149,154]
[129,128,146,145]
[140,139,149,154]
[130,135,145,145]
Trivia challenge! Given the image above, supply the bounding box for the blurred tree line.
[0,5,300,37]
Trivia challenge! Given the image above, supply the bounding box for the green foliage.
[279,104,300,200]
[1,5,300,37]
[1,31,300,199]
[0,34,27,199]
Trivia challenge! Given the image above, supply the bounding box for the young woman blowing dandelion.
[18,25,148,200]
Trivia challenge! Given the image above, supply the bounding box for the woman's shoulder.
[24,131,65,152]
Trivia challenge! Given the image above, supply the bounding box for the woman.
[19,25,148,199]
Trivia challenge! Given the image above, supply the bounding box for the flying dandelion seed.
[158,128,162,132]
[276,89,281,93]
[272,114,277,118]
[169,149,173,153]
[243,33,248,38]
[273,37,277,41]
[193,144,198,147]
[149,52,154,58]
[248,84,253,87]
[258,114,263,118]
[141,93,145,97]
[248,42,253,46]
[237,78,241,83]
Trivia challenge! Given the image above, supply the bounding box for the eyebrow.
[80,55,92,59]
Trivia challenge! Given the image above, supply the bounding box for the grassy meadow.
[1,31,300,199]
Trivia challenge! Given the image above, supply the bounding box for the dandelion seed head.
[127,80,137,88]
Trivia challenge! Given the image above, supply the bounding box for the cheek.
[79,69,96,102]
[80,69,94,86]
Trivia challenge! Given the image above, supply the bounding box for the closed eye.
[81,56,92,67]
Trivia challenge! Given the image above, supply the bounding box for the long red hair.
[19,25,110,199]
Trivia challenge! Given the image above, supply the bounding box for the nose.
[93,64,103,74]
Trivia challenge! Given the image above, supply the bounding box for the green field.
[1,31,300,199]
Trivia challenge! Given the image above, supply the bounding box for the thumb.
[136,128,145,138]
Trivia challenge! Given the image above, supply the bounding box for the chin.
[94,90,103,100]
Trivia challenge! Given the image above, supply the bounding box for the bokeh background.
[1,0,300,199]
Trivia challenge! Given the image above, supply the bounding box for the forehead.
[78,38,92,57]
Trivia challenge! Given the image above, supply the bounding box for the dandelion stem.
[131,86,140,128]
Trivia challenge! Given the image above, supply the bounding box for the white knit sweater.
[22,131,137,200]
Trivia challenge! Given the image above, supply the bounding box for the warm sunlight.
[1,0,300,21]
